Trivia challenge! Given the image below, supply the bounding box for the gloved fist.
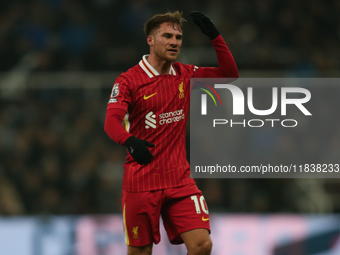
[190,11,220,40]
[124,136,154,165]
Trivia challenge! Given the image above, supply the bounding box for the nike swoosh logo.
[202,217,209,221]
[144,93,157,100]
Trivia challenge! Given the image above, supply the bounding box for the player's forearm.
[211,35,239,78]
[104,108,132,145]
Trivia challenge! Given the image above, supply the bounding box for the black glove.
[124,136,155,165]
[190,11,220,40]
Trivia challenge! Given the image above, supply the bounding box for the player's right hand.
[124,136,155,165]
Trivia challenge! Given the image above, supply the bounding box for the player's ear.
[147,35,154,46]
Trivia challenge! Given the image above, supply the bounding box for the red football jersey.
[106,36,238,192]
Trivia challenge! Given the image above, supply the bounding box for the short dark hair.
[143,11,186,36]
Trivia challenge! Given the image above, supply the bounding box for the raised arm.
[190,11,239,78]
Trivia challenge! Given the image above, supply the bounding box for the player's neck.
[146,55,171,75]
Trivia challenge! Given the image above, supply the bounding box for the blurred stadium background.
[0,0,340,254]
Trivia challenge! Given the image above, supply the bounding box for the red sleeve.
[104,108,132,146]
[106,75,131,112]
[194,35,239,78]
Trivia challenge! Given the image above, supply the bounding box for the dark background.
[0,0,339,215]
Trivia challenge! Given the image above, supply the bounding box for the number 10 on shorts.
[191,195,209,214]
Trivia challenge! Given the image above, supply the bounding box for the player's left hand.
[190,11,220,40]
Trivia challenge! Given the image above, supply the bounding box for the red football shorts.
[121,183,210,246]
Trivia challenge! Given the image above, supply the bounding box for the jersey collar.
[139,55,176,78]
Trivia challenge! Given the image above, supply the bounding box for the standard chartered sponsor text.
[195,164,294,175]
[159,109,184,125]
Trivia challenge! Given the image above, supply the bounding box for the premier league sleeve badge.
[111,83,119,97]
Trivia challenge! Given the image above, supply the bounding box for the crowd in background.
[0,0,340,73]
[0,88,127,214]
[1,0,340,215]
